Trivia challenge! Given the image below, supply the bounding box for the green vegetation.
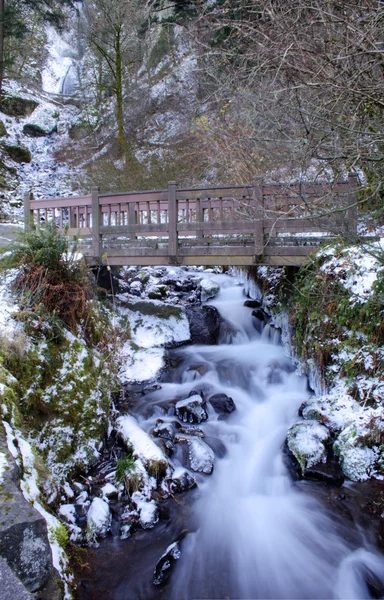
[1,224,93,332]
[116,453,141,495]
[0,226,124,485]
[291,244,384,389]
[50,522,69,549]
[125,300,182,320]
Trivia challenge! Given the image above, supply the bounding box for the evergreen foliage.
[0,224,94,331]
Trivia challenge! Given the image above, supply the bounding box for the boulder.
[0,121,7,137]
[0,96,38,117]
[175,394,207,424]
[200,278,220,302]
[3,145,32,164]
[0,558,34,599]
[0,431,59,595]
[208,393,236,414]
[186,305,223,345]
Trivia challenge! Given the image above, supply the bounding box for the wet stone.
[244,300,262,308]
[208,393,236,414]
[153,541,181,586]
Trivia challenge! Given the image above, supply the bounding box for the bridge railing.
[24,175,358,264]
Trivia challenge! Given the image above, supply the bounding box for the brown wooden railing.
[24,175,358,267]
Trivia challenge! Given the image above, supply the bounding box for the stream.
[78,272,384,599]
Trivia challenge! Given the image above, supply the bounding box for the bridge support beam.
[168,181,178,263]
[91,186,102,259]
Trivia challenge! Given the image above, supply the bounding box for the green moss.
[125,300,182,320]
[49,522,69,549]
[3,144,32,163]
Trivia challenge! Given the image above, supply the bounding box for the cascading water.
[80,272,384,599]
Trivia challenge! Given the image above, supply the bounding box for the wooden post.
[254,184,264,257]
[24,191,33,232]
[168,181,178,262]
[347,173,358,234]
[91,185,102,258]
[196,197,203,240]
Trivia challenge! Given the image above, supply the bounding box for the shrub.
[1,225,94,331]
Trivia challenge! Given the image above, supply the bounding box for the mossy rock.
[0,95,38,117]
[23,124,53,138]
[0,121,7,137]
[68,123,92,141]
[3,144,32,164]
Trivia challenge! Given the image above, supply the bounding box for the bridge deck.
[24,177,358,267]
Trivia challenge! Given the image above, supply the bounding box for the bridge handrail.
[24,176,358,262]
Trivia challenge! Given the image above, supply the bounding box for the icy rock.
[176,394,207,424]
[153,541,181,585]
[187,438,214,474]
[86,498,111,542]
[287,421,330,473]
[167,468,197,493]
[200,278,220,302]
[334,428,377,481]
[153,420,176,442]
[116,415,168,477]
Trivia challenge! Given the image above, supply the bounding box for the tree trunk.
[0,0,4,97]
[114,27,125,154]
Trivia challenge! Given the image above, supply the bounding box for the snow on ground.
[319,240,384,305]
[0,450,8,483]
[118,344,164,383]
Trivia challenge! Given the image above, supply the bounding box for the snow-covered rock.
[334,428,377,481]
[22,105,57,137]
[176,394,208,424]
[116,415,168,476]
[200,279,220,302]
[187,438,214,474]
[287,421,330,473]
[131,493,158,529]
[86,498,111,543]
[167,467,196,494]
[101,483,118,499]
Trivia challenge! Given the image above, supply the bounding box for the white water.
[139,274,384,599]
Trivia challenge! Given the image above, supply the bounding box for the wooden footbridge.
[24,175,358,267]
